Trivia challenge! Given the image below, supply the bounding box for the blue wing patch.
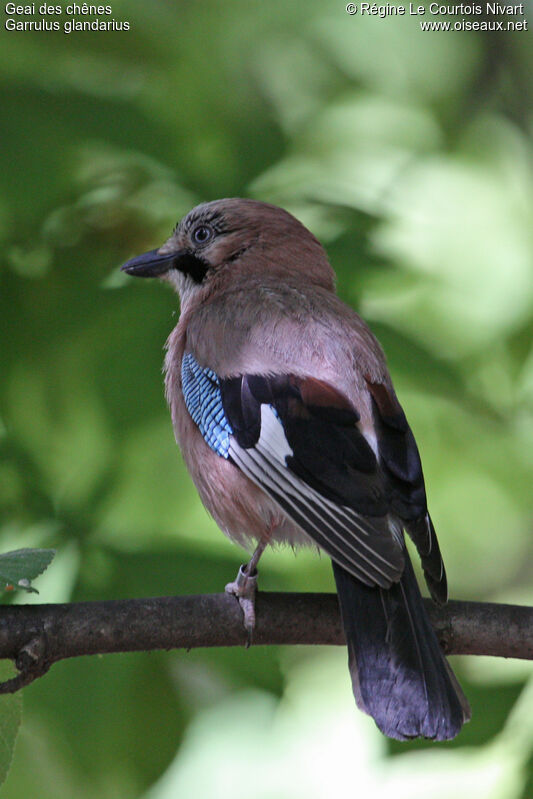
[181,353,233,458]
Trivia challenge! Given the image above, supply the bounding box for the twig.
[0,593,531,693]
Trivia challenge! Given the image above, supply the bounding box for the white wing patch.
[229,405,403,587]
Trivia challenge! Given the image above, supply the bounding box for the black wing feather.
[366,378,447,603]
[220,373,405,587]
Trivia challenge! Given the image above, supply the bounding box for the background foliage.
[1,1,533,796]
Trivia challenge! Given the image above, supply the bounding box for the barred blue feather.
[181,353,233,457]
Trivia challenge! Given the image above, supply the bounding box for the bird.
[121,197,470,741]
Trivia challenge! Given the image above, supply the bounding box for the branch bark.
[0,593,531,693]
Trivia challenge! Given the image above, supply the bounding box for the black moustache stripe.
[175,252,209,284]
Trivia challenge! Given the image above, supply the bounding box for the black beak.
[120,248,178,278]
[121,248,210,284]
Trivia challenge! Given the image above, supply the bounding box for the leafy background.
[1,1,533,796]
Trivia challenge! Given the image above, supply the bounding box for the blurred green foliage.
[0,662,22,786]
[1,0,533,796]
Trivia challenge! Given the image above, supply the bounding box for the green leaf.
[0,549,56,594]
[0,661,22,787]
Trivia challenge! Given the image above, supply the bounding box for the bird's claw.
[225,564,258,646]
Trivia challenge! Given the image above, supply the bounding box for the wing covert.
[220,372,405,588]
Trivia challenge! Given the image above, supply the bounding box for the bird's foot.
[225,564,258,646]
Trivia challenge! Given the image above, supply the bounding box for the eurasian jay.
[121,198,470,741]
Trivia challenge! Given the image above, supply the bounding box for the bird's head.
[121,198,335,306]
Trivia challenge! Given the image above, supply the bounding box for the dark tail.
[332,553,470,741]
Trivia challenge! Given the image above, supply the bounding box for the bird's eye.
[192,225,214,246]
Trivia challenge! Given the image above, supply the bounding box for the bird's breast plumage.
[165,321,312,551]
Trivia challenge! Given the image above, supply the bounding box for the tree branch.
[0,593,531,693]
